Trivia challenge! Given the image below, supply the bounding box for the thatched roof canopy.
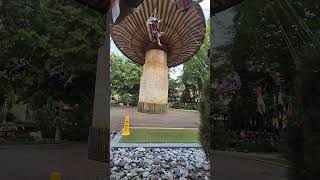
[111,0,206,67]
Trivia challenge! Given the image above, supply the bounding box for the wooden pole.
[137,49,169,113]
[88,11,110,162]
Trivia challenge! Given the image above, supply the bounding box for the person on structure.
[146,16,164,46]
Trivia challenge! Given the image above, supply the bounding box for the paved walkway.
[214,153,288,180]
[111,107,200,131]
[0,143,107,180]
[0,143,288,180]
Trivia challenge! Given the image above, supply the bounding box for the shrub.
[288,44,320,180]
[213,128,230,150]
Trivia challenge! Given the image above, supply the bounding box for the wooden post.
[137,49,169,113]
[88,11,110,162]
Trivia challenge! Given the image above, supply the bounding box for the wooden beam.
[88,10,110,163]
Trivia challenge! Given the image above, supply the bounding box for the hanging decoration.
[174,0,203,11]
[48,64,65,85]
[232,74,242,90]
[175,0,192,11]
[111,0,121,23]
[272,116,280,130]
[146,16,164,46]
[218,74,242,93]
[272,72,281,86]
[287,97,293,117]
[278,91,284,107]
[5,59,29,76]
[109,0,143,25]
[64,74,79,88]
[256,86,266,115]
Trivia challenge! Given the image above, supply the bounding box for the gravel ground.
[110,147,210,180]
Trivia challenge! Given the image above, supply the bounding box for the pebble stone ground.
[110,147,210,180]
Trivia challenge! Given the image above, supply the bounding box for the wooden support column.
[88,12,110,163]
[138,49,169,113]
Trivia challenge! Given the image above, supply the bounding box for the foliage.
[210,0,320,167]
[1,0,105,140]
[168,75,182,105]
[110,53,142,106]
[33,97,56,139]
[179,18,210,110]
[196,18,211,157]
[199,78,212,157]
[62,102,91,141]
[224,0,319,130]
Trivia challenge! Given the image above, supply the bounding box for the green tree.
[168,75,182,107]
[111,53,142,106]
[226,0,319,131]
[181,18,210,108]
[1,0,105,140]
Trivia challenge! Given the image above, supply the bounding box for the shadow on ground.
[214,153,288,180]
[0,143,106,180]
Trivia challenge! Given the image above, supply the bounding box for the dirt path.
[110,107,200,130]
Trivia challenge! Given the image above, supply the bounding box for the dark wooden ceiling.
[72,0,245,18]
[213,0,245,13]
[73,0,144,14]
[111,0,206,67]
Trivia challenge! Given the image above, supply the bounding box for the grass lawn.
[120,128,200,143]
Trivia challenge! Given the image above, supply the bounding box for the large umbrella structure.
[111,0,206,113]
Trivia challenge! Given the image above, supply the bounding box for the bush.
[199,79,211,158]
[62,104,91,141]
[0,138,7,143]
[171,102,198,110]
[239,142,276,153]
[213,128,230,150]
